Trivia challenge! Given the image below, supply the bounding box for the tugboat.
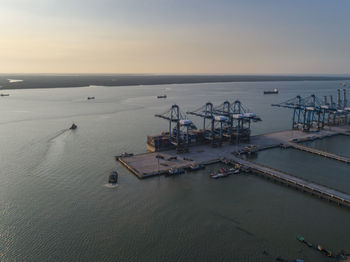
[109,171,118,184]
[69,123,77,130]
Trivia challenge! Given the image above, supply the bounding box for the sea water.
[0,80,349,261]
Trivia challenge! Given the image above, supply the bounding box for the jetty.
[287,142,350,164]
[225,155,350,208]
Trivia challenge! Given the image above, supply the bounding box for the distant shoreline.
[0,74,349,90]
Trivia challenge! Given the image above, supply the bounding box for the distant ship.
[0,94,10,97]
[264,88,279,94]
[87,96,95,100]
[157,95,167,99]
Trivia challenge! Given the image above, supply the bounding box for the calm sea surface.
[1,80,350,261]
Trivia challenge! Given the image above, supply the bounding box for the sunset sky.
[1,0,350,74]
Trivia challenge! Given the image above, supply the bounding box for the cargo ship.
[147,129,210,152]
[147,127,251,152]
[263,88,279,94]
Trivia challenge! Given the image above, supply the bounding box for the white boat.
[168,168,184,175]
[210,168,239,179]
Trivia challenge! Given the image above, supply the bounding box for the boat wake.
[47,129,70,142]
[23,127,75,174]
[36,131,69,172]
[104,183,119,188]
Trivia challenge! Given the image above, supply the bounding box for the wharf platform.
[118,152,196,179]
[118,125,350,179]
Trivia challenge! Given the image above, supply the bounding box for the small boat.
[210,174,220,179]
[69,123,77,130]
[296,235,305,242]
[108,171,118,184]
[263,88,279,94]
[120,152,134,157]
[305,241,313,247]
[210,168,225,178]
[157,95,167,99]
[0,94,10,97]
[232,168,240,174]
[340,82,347,87]
[189,164,204,171]
[168,168,184,175]
[324,249,332,257]
[316,245,332,257]
[115,152,134,160]
[210,167,239,179]
[87,96,95,100]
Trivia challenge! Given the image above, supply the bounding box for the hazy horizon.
[1,0,350,74]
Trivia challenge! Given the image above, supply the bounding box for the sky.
[1,0,350,74]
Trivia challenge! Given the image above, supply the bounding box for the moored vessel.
[210,167,239,179]
[167,168,184,175]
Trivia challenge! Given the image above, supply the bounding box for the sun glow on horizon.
[1,0,350,74]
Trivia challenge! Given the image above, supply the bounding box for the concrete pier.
[288,142,350,164]
[118,152,196,179]
[225,155,350,208]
